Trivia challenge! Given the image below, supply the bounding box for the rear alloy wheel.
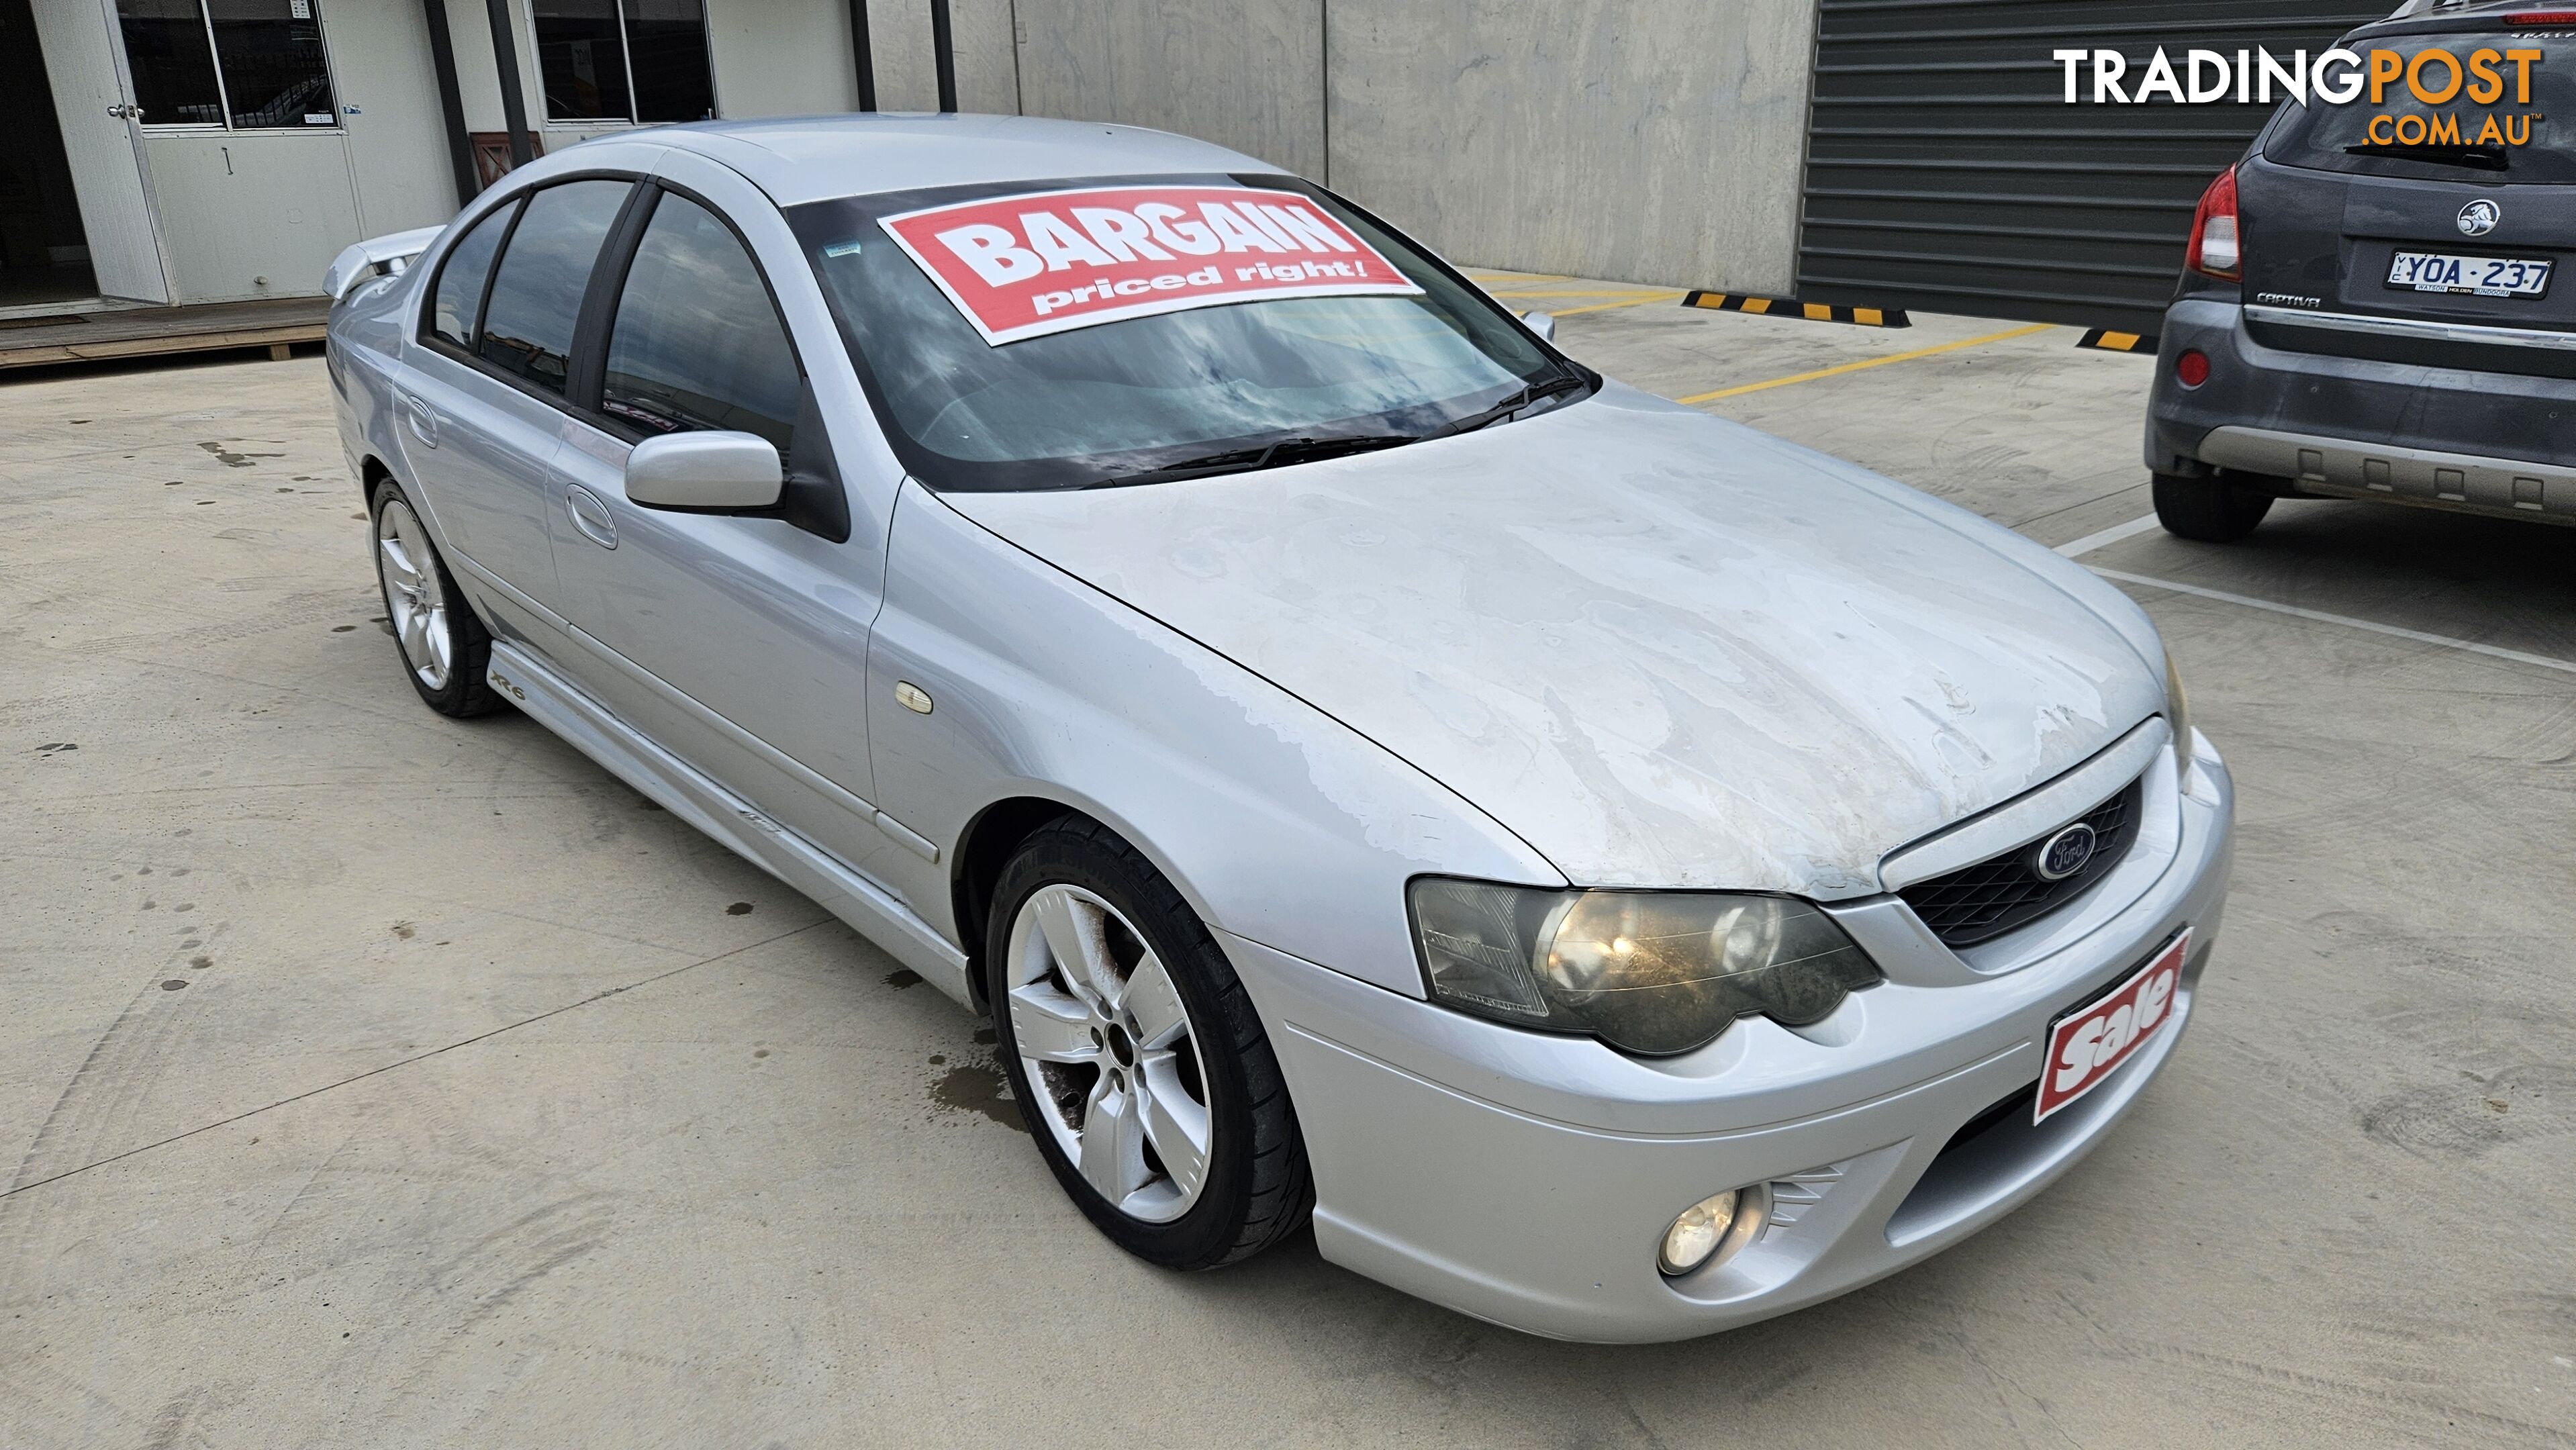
[2152,470,2275,543]
[371,479,500,717]
[987,818,1310,1269]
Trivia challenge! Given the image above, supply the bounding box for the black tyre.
[369,477,502,718]
[985,816,1312,1269]
[2152,470,2275,543]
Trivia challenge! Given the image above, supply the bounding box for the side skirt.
[487,640,977,1008]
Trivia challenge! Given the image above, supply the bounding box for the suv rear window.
[2264,32,2576,183]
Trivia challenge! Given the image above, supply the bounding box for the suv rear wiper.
[2344,141,2510,172]
[1086,432,1422,488]
[1438,373,1590,436]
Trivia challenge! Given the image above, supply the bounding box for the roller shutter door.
[1797,0,2387,336]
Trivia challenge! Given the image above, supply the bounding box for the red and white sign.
[875,184,1422,345]
[2034,929,2188,1124]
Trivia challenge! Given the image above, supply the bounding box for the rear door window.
[2264,34,2576,183]
[600,193,802,452]
[476,179,634,394]
[427,201,516,351]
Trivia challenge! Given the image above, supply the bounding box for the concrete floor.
[3,287,2571,1448]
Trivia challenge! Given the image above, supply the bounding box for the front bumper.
[1222,735,2234,1343]
[2146,297,2576,524]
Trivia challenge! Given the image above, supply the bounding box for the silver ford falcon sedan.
[324,114,2233,1343]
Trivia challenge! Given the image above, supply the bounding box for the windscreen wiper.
[2344,141,2510,172]
[1086,432,1421,488]
[1438,373,1590,437]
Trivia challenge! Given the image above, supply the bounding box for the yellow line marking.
[1545,290,1688,317]
[1674,323,2055,405]
[1488,289,1678,299]
[1465,272,1568,283]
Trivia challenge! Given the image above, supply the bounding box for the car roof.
[645,112,1281,209]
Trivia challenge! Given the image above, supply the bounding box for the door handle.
[400,393,438,448]
[565,485,617,548]
[107,103,144,120]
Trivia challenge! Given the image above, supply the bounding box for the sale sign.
[2034,929,2188,1124]
[876,185,1423,345]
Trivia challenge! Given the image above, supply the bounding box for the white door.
[144,131,364,301]
[29,0,173,303]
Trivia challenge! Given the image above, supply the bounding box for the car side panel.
[862,478,1564,998]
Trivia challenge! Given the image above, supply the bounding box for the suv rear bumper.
[2146,297,2576,525]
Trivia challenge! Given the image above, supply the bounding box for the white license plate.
[2034,929,2189,1124]
[2387,250,2553,297]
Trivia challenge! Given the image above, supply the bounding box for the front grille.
[1899,777,2142,947]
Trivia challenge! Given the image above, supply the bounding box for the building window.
[116,0,339,130]
[534,0,714,125]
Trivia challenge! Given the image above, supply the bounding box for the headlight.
[1407,879,1882,1056]
[2164,646,2193,774]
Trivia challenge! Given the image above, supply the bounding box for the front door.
[28,0,171,301]
[544,172,890,874]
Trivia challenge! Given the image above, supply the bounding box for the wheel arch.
[950,794,1091,1010]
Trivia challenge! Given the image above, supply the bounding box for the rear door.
[2243,24,2576,364]
[399,176,636,628]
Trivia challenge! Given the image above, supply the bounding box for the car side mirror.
[1521,311,1556,343]
[624,431,783,511]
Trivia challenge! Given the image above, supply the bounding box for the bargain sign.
[877,185,1423,345]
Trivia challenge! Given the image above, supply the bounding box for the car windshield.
[2263,32,2576,183]
[785,174,1589,491]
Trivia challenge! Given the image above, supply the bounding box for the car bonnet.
[938,389,2164,896]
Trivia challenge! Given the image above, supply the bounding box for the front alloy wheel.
[984,817,1311,1269]
[1006,883,1212,1222]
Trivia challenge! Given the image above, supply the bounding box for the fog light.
[2175,348,2211,388]
[1658,1189,1740,1276]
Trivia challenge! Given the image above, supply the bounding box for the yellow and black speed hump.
[1682,292,1911,328]
[2076,328,2158,353]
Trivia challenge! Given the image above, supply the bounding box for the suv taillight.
[2506,10,2576,24]
[2185,166,2241,281]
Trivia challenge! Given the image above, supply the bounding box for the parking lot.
[4,279,2571,1447]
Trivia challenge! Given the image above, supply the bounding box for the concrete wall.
[1006,0,1818,293]
[1012,0,1324,178]
[1326,1,1813,293]
[710,0,863,116]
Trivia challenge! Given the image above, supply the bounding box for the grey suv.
[2146,1,2575,541]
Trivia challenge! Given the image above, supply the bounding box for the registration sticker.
[2034,929,2188,1124]
[875,185,1422,345]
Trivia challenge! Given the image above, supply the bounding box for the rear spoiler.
[323,226,445,301]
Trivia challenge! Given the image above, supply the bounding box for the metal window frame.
[526,0,720,128]
[132,0,346,133]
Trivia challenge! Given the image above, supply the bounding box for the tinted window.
[428,201,516,351]
[625,0,714,122]
[116,0,225,125]
[2264,34,2576,184]
[207,0,336,128]
[534,0,712,123]
[116,0,338,129]
[602,194,801,450]
[533,0,630,120]
[477,179,631,394]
